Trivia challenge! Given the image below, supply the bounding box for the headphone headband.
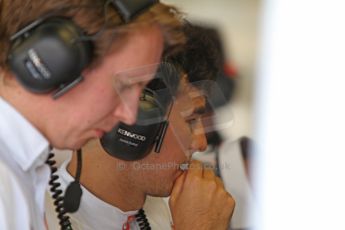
[111,0,159,22]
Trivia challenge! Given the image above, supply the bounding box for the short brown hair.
[167,22,221,83]
[0,0,185,72]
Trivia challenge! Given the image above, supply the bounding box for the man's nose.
[190,119,208,152]
[112,88,141,125]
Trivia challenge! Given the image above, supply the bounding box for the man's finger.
[203,168,215,180]
[215,176,225,188]
[186,160,203,180]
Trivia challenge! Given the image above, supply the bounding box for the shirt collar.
[58,158,139,229]
[0,97,50,171]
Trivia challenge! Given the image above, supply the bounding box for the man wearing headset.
[46,24,235,229]
[0,1,235,230]
[0,0,186,229]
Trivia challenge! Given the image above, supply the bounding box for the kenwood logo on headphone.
[118,128,146,141]
[27,49,52,79]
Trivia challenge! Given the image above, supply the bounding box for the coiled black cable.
[46,149,73,230]
[46,148,149,230]
[135,208,151,230]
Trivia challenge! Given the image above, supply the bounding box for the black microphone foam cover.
[63,181,82,213]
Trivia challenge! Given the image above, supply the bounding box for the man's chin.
[147,184,173,198]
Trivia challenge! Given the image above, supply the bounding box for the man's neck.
[67,148,146,212]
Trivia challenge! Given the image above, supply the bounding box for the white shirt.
[45,154,172,230]
[0,97,50,230]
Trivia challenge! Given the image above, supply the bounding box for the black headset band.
[10,4,101,41]
[111,0,159,23]
[11,0,159,42]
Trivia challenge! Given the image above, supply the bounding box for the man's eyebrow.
[193,106,206,115]
[192,96,206,115]
[116,75,153,91]
[131,73,156,82]
[117,71,155,83]
[182,97,206,118]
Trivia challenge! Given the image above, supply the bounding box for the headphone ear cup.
[8,17,93,93]
[100,90,166,161]
[100,61,180,161]
[100,121,162,161]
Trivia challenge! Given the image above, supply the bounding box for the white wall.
[164,0,261,140]
[255,0,345,229]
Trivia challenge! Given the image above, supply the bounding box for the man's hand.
[169,160,235,230]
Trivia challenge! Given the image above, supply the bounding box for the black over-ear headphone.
[7,0,158,99]
[100,62,180,161]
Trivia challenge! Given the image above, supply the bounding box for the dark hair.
[171,23,236,110]
[167,22,222,84]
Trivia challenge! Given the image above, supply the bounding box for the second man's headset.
[100,62,180,161]
[7,0,158,99]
